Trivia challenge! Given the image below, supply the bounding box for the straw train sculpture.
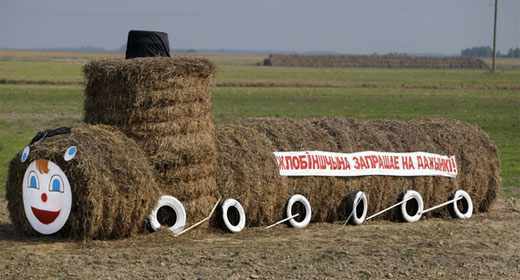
[5,57,499,239]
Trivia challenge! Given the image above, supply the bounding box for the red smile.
[31,207,60,224]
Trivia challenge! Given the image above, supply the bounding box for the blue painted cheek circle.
[20,146,30,163]
[64,146,77,161]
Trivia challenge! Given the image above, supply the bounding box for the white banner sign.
[273,151,458,178]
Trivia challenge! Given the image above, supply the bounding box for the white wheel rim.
[351,191,368,225]
[149,195,187,234]
[401,190,424,223]
[286,194,312,229]
[453,190,473,219]
[222,198,246,233]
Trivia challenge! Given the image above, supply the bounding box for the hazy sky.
[1,0,519,54]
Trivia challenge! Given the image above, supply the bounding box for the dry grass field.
[0,50,519,279]
[0,197,519,279]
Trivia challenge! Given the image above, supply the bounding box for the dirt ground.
[0,198,519,280]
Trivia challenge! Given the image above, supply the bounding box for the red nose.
[41,193,47,203]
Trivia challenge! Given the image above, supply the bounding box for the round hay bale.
[216,118,500,226]
[5,125,160,239]
[130,116,214,137]
[83,57,216,130]
[83,57,219,222]
[143,131,217,163]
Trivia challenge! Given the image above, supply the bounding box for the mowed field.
[0,50,519,279]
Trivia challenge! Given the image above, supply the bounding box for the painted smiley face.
[22,160,72,235]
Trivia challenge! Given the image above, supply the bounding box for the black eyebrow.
[30,127,71,145]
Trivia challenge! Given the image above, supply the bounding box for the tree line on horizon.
[461,46,520,58]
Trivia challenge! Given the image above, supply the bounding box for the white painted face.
[22,160,72,235]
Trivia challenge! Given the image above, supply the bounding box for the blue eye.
[28,172,39,189]
[49,176,64,193]
[30,176,38,188]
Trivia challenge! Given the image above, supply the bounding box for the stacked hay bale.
[217,118,500,226]
[83,57,218,222]
[6,125,160,239]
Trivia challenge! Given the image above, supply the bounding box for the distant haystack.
[83,57,218,222]
[264,54,487,69]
